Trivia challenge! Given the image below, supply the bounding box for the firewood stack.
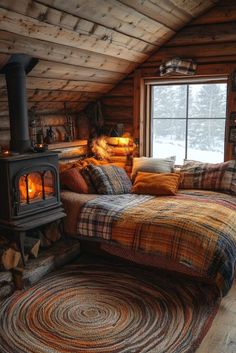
[0,234,41,271]
[0,221,63,300]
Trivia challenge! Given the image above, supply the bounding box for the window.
[150,82,227,165]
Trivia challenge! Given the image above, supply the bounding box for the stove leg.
[18,231,26,267]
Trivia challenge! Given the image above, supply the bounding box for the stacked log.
[0,270,14,300]
[0,235,21,271]
[106,136,134,175]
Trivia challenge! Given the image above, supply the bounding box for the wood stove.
[0,152,64,229]
[0,54,66,265]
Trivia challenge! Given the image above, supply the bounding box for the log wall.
[100,0,236,160]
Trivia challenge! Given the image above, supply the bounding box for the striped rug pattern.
[0,262,220,353]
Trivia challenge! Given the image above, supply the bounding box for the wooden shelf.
[47,140,87,150]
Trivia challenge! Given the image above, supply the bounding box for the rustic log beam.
[167,22,236,47]
[0,76,113,93]
[29,60,126,84]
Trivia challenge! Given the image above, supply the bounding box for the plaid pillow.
[85,164,132,194]
[180,160,236,194]
[81,167,97,194]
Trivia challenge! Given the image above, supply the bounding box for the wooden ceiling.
[0,0,219,115]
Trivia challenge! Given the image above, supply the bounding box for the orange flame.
[19,174,42,201]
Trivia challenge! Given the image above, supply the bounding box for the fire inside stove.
[19,171,54,204]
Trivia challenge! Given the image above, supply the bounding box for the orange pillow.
[132,172,181,196]
[60,167,89,194]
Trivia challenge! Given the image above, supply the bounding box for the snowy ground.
[152,141,224,165]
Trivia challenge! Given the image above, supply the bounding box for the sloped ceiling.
[0,0,218,115]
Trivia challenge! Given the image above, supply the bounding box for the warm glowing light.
[117,137,129,146]
[19,174,42,202]
[19,171,54,204]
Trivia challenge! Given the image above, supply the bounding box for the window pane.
[188,119,225,163]
[152,85,187,118]
[152,119,186,165]
[189,83,227,118]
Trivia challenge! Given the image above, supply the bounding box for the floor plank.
[196,280,236,353]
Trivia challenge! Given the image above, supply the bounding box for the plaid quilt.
[77,190,236,296]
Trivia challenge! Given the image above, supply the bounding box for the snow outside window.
[151,83,227,165]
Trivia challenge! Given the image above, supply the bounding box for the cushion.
[81,167,97,194]
[60,167,89,194]
[180,160,236,194]
[132,172,181,196]
[131,157,175,181]
[84,164,132,194]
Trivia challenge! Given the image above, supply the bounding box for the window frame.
[142,76,228,162]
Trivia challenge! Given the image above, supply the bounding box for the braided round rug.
[0,261,220,353]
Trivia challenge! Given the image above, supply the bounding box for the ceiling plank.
[0,89,100,102]
[0,76,113,92]
[30,60,126,84]
[0,0,159,50]
[169,0,218,17]
[0,8,150,62]
[38,0,172,45]
[0,31,136,74]
[118,0,191,30]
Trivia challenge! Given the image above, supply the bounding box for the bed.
[61,189,236,296]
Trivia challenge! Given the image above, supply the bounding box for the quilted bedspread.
[61,189,236,296]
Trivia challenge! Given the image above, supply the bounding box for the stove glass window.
[19,170,54,204]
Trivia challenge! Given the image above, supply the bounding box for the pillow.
[131,157,175,181]
[84,164,132,194]
[180,160,236,194]
[81,166,97,194]
[60,167,89,193]
[132,172,181,196]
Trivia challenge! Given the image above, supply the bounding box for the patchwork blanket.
[75,190,236,296]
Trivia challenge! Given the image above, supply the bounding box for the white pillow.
[131,156,175,181]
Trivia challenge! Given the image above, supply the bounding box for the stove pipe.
[0,55,38,154]
[5,62,31,153]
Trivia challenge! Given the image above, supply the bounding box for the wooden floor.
[196,280,236,353]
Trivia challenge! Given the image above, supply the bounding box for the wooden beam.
[149,42,236,62]
[0,7,151,62]
[0,101,90,115]
[30,60,126,84]
[0,31,136,74]
[0,89,100,102]
[192,2,236,25]
[0,76,113,93]
[167,22,236,47]
[133,69,141,140]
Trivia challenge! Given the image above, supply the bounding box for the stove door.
[13,163,59,218]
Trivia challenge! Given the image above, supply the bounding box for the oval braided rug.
[0,261,220,353]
